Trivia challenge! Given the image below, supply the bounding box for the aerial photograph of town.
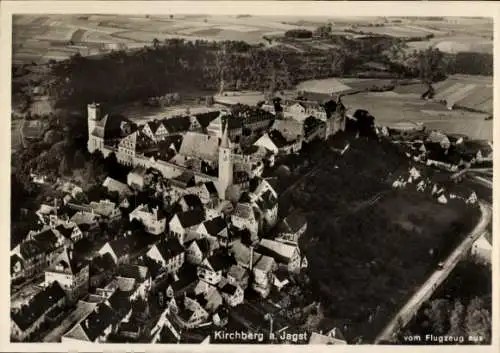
[9,12,493,345]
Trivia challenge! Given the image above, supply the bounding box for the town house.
[146,238,185,275]
[218,281,244,307]
[169,209,206,245]
[185,238,212,265]
[195,216,230,249]
[197,253,236,285]
[98,237,132,265]
[275,213,308,246]
[257,238,303,273]
[129,204,167,235]
[44,248,90,303]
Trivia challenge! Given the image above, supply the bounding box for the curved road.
[374,200,492,344]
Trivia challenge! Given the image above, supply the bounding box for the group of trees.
[399,260,492,344]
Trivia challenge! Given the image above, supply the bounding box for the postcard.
[1,1,497,352]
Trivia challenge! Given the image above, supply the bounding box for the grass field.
[297,78,395,95]
[342,91,492,141]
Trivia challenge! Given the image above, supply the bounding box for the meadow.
[342,91,492,141]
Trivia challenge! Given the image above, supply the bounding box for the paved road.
[374,200,492,344]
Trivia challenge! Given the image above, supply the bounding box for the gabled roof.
[158,324,180,343]
[205,253,236,272]
[174,209,206,229]
[194,111,220,128]
[268,129,294,147]
[171,172,196,189]
[162,116,191,134]
[202,217,227,237]
[55,223,76,240]
[154,238,185,262]
[105,237,132,259]
[81,303,121,341]
[11,282,65,331]
[70,211,98,226]
[90,253,116,276]
[256,189,278,210]
[117,264,150,282]
[49,248,87,275]
[186,237,211,257]
[277,213,307,234]
[257,239,298,263]
[204,181,218,196]
[102,177,132,196]
[106,290,133,316]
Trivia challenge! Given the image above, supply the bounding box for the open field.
[12,14,315,64]
[342,91,492,141]
[13,15,492,65]
[297,77,396,95]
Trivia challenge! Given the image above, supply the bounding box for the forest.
[38,34,491,110]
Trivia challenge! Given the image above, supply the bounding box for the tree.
[448,299,465,337]
[58,155,71,176]
[464,297,491,343]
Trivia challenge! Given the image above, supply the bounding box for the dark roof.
[90,253,116,275]
[19,240,43,260]
[158,325,180,343]
[93,113,135,140]
[202,217,227,237]
[107,237,133,259]
[186,237,211,256]
[278,213,307,234]
[11,254,23,275]
[256,189,278,210]
[175,209,205,229]
[81,303,121,341]
[52,248,86,275]
[117,264,150,282]
[162,116,191,134]
[55,224,76,239]
[220,282,238,295]
[268,129,293,148]
[33,228,59,250]
[171,171,196,189]
[194,111,220,128]
[107,290,133,316]
[205,253,236,272]
[178,307,196,321]
[204,181,218,195]
[181,194,204,210]
[11,282,66,331]
[155,238,185,262]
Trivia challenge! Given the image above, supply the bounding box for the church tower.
[87,102,101,138]
[87,102,102,153]
[218,121,233,200]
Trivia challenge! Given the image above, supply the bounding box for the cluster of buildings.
[11,97,348,344]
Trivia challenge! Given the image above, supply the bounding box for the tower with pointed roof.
[218,121,233,200]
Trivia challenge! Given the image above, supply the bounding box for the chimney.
[249,246,254,271]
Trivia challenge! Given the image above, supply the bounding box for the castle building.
[86,103,251,203]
